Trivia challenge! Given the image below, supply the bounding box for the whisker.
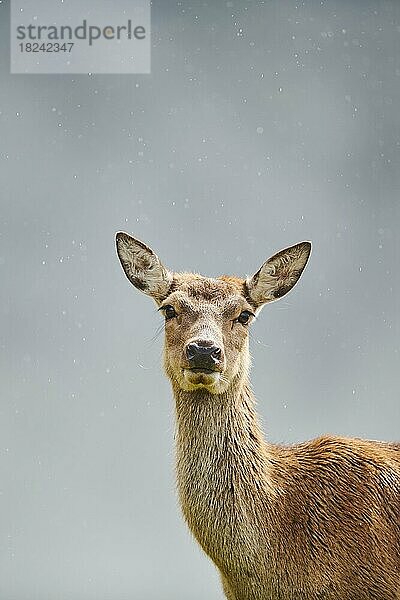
[149,322,164,344]
[249,329,271,349]
[254,339,272,349]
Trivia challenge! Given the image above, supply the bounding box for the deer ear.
[116,232,173,303]
[246,242,311,308]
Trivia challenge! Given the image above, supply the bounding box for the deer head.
[116,233,311,395]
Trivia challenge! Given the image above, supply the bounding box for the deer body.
[176,387,400,599]
[116,233,400,600]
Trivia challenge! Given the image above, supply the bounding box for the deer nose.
[185,341,222,370]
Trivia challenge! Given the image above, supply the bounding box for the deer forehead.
[164,273,249,317]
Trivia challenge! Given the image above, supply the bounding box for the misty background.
[1,1,399,599]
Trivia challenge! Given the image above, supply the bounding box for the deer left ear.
[246,242,311,308]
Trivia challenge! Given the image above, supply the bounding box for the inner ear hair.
[246,241,311,307]
[116,232,173,301]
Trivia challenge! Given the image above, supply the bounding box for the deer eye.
[236,310,254,325]
[162,305,177,320]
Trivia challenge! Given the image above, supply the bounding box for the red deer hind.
[116,232,400,600]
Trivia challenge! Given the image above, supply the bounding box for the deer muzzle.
[185,341,223,371]
[182,339,225,388]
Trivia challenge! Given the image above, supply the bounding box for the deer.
[115,232,400,600]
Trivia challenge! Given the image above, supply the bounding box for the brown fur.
[116,233,400,600]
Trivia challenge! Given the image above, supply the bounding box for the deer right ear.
[116,232,173,304]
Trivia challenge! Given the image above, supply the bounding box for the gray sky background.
[1,1,399,599]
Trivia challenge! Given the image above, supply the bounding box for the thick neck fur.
[172,375,277,577]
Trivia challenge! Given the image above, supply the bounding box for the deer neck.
[173,376,267,460]
[172,376,275,564]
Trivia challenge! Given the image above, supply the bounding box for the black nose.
[185,341,222,370]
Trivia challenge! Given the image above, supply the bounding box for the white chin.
[182,369,221,390]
